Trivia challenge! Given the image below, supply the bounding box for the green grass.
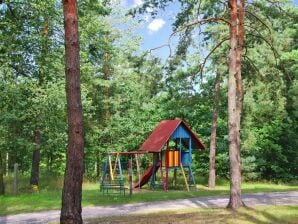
[0,175,298,216]
[88,205,298,224]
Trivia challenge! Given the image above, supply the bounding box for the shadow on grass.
[87,210,232,224]
[87,206,298,224]
[241,206,283,224]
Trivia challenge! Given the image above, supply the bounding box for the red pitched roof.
[139,120,205,152]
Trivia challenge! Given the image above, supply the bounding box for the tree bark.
[30,129,41,189]
[227,0,244,209]
[208,70,221,189]
[0,152,5,195]
[60,0,84,223]
[236,0,245,156]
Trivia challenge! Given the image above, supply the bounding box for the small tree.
[208,70,221,189]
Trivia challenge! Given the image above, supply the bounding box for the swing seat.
[100,179,127,196]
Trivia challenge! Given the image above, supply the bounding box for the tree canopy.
[0,0,297,209]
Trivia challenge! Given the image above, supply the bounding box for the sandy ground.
[0,191,298,224]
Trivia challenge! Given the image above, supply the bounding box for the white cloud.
[147,18,166,33]
[133,0,143,7]
[145,7,154,13]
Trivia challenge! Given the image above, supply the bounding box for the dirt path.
[1,191,298,224]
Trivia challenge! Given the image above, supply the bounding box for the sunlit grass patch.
[87,205,298,224]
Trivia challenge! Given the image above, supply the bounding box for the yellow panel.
[169,151,173,167]
[174,151,179,166]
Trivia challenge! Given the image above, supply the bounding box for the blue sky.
[125,0,298,59]
[123,0,180,59]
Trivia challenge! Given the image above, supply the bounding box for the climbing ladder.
[180,164,190,192]
[180,164,196,192]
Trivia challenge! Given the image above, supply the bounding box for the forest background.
[0,0,297,196]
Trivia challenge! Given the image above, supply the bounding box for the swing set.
[100,151,146,195]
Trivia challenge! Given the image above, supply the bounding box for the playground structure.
[100,119,205,194]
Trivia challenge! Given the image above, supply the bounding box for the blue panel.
[171,125,190,139]
[181,151,190,166]
[189,138,192,164]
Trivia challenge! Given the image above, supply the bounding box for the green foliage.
[0,0,297,191]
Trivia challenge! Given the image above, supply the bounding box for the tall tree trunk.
[227,0,244,209]
[30,129,41,190]
[30,129,41,188]
[208,70,221,189]
[0,152,5,195]
[29,17,49,189]
[60,0,84,223]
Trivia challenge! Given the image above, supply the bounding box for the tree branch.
[245,10,272,42]
[198,37,229,80]
[170,18,231,41]
[149,17,230,57]
[149,44,172,57]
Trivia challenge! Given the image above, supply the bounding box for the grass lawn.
[1,177,298,216]
[88,205,298,224]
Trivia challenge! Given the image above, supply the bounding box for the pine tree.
[60,0,84,223]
